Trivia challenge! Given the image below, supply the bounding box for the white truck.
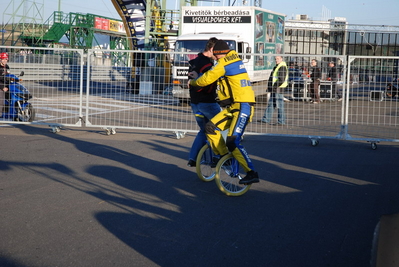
[172,6,286,102]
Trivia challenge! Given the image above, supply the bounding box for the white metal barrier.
[82,50,350,140]
[0,46,85,132]
[345,56,399,148]
[1,46,398,147]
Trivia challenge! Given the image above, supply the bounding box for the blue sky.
[36,0,399,26]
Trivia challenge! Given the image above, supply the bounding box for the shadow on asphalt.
[1,124,399,266]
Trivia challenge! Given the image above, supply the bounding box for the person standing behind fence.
[0,53,10,118]
[258,56,288,125]
[189,40,259,184]
[187,37,221,167]
[309,59,322,104]
[327,61,342,101]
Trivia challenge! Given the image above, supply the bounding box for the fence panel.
[84,50,347,141]
[247,55,346,142]
[0,46,84,128]
[2,46,398,146]
[84,49,198,136]
[346,56,399,144]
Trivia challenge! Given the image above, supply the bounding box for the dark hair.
[204,37,218,52]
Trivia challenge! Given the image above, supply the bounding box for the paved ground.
[1,124,398,267]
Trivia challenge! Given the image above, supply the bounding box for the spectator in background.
[258,56,288,125]
[327,61,342,101]
[309,59,322,104]
[0,52,10,117]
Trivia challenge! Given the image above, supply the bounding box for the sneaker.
[187,159,196,167]
[239,170,260,184]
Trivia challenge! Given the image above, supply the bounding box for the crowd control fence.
[1,46,398,149]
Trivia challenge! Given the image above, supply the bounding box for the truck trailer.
[172,6,286,102]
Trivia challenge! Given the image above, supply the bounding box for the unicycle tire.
[215,154,251,196]
[196,144,216,182]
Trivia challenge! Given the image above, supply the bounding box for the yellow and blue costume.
[190,49,256,173]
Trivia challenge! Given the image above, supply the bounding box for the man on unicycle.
[189,40,259,185]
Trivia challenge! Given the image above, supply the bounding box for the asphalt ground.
[1,124,398,267]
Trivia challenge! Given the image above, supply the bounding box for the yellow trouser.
[205,102,255,172]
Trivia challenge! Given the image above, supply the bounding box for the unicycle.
[196,143,216,182]
[214,154,251,196]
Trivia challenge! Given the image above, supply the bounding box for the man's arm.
[190,63,225,88]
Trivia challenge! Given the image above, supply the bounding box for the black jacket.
[0,63,10,90]
[188,53,217,104]
[328,66,338,81]
[310,66,322,82]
